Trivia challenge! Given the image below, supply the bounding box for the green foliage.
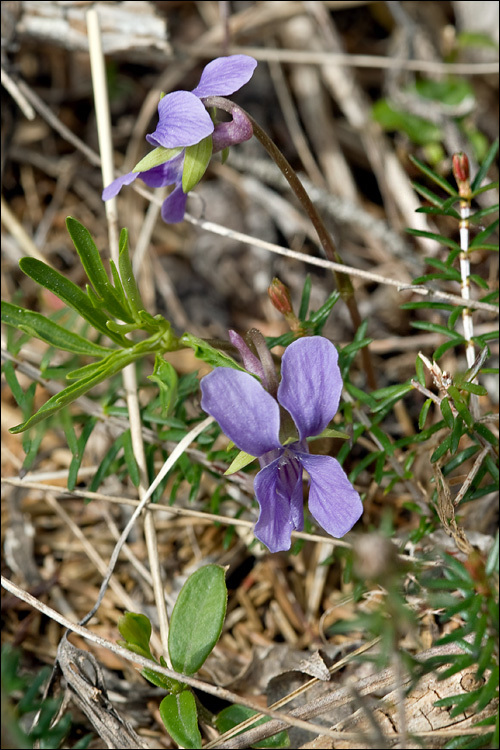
[266,286,341,349]
[118,565,228,746]
[168,564,228,675]
[159,691,202,749]
[1,644,90,749]
[216,705,290,748]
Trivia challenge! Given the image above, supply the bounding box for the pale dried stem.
[87,9,171,663]
[459,199,480,419]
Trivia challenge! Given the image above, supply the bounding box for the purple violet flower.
[102,151,187,223]
[200,336,363,552]
[102,55,257,223]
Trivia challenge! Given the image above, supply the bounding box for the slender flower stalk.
[452,152,478,418]
[203,95,377,390]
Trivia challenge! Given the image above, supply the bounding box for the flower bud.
[268,278,302,333]
[268,278,293,315]
[452,152,471,199]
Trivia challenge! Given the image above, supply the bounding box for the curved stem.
[205,96,377,389]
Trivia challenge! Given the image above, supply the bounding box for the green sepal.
[168,564,227,675]
[148,355,178,416]
[216,705,290,748]
[225,450,258,475]
[180,333,246,372]
[221,147,230,164]
[307,427,350,441]
[159,691,202,749]
[133,146,183,173]
[1,302,112,357]
[182,136,213,193]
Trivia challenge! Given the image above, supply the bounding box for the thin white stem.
[86,9,171,663]
[459,199,479,419]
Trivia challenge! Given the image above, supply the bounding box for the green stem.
[205,96,377,389]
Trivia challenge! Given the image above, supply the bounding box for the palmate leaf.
[1,302,112,357]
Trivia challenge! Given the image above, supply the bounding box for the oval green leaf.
[168,564,227,675]
[159,691,201,749]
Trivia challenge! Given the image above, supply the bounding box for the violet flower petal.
[148,91,214,148]
[278,337,342,441]
[200,368,282,456]
[297,453,363,537]
[140,154,184,188]
[191,55,257,98]
[102,171,139,200]
[161,185,188,224]
[254,454,304,552]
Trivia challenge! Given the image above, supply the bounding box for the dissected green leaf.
[159,691,202,749]
[9,339,162,433]
[180,333,246,372]
[1,302,112,357]
[66,217,135,323]
[168,565,227,675]
[148,356,178,416]
[18,258,125,346]
[67,417,97,490]
[118,228,145,318]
